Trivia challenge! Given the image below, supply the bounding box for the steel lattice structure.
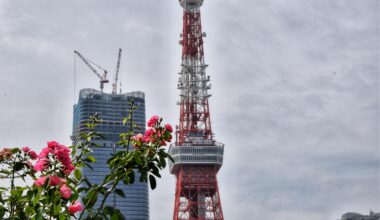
[169,0,224,219]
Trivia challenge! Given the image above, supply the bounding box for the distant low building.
[341,211,380,220]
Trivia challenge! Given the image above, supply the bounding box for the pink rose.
[55,150,70,164]
[63,163,75,175]
[131,133,144,148]
[49,175,61,186]
[59,178,67,186]
[147,115,159,127]
[68,201,83,215]
[55,144,70,154]
[38,147,52,159]
[22,147,30,153]
[47,141,59,150]
[33,159,49,171]
[28,151,38,160]
[165,124,173,133]
[34,176,47,187]
[144,128,156,143]
[132,133,144,142]
[60,184,72,199]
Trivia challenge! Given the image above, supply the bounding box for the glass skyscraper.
[72,88,149,219]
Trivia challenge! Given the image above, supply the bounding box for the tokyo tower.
[168,0,224,219]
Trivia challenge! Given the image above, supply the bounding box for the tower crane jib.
[74,50,109,92]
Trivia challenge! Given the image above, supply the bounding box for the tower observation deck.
[168,0,225,219]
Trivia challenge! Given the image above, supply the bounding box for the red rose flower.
[68,201,83,215]
[22,147,30,153]
[28,151,38,160]
[49,175,61,186]
[34,176,47,187]
[47,141,59,150]
[147,115,159,127]
[60,184,72,199]
[33,158,49,171]
[165,124,173,133]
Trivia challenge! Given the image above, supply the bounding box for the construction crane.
[112,49,122,94]
[74,50,109,92]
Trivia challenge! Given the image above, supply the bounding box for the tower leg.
[173,165,224,220]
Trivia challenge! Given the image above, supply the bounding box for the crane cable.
[74,53,77,105]
[84,56,107,72]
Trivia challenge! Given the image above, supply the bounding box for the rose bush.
[0,101,173,219]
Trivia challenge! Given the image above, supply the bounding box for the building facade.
[72,88,148,219]
[341,211,380,220]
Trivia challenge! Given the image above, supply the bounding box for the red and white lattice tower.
[169,0,224,219]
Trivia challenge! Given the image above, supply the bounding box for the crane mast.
[112,49,122,94]
[74,50,109,92]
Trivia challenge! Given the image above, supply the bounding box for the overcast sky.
[0,0,379,219]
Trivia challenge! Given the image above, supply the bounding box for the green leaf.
[11,187,23,197]
[99,186,108,194]
[149,175,156,190]
[11,148,20,154]
[122,117,128,126]
[135,151,142,165]
[143,148,150,158]
[54,203,62,215]
[74,169,82,180]
[168,154,175,163]
[24,205,35,216]
[86,155,96,163]
[35,207,43,220]
[119,133,127,140]
[59,213,66,220]
[139,173,147,182]
[71,149,77,156]
[32,191,41,206]
[111,210,125,220]
[104,206,114,216]
[123,175,130,184]
[151,166,161,178]
[0,206,6,218]
[111,212,118,220]
[115,189,126,198]
[76,162,85,168]
[71,193,79,202]
[159,157,167,168]
[104,174,113,183]
[13,162,24,172]
[86,189,98,209]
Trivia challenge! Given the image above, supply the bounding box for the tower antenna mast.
[74,51,109,92]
